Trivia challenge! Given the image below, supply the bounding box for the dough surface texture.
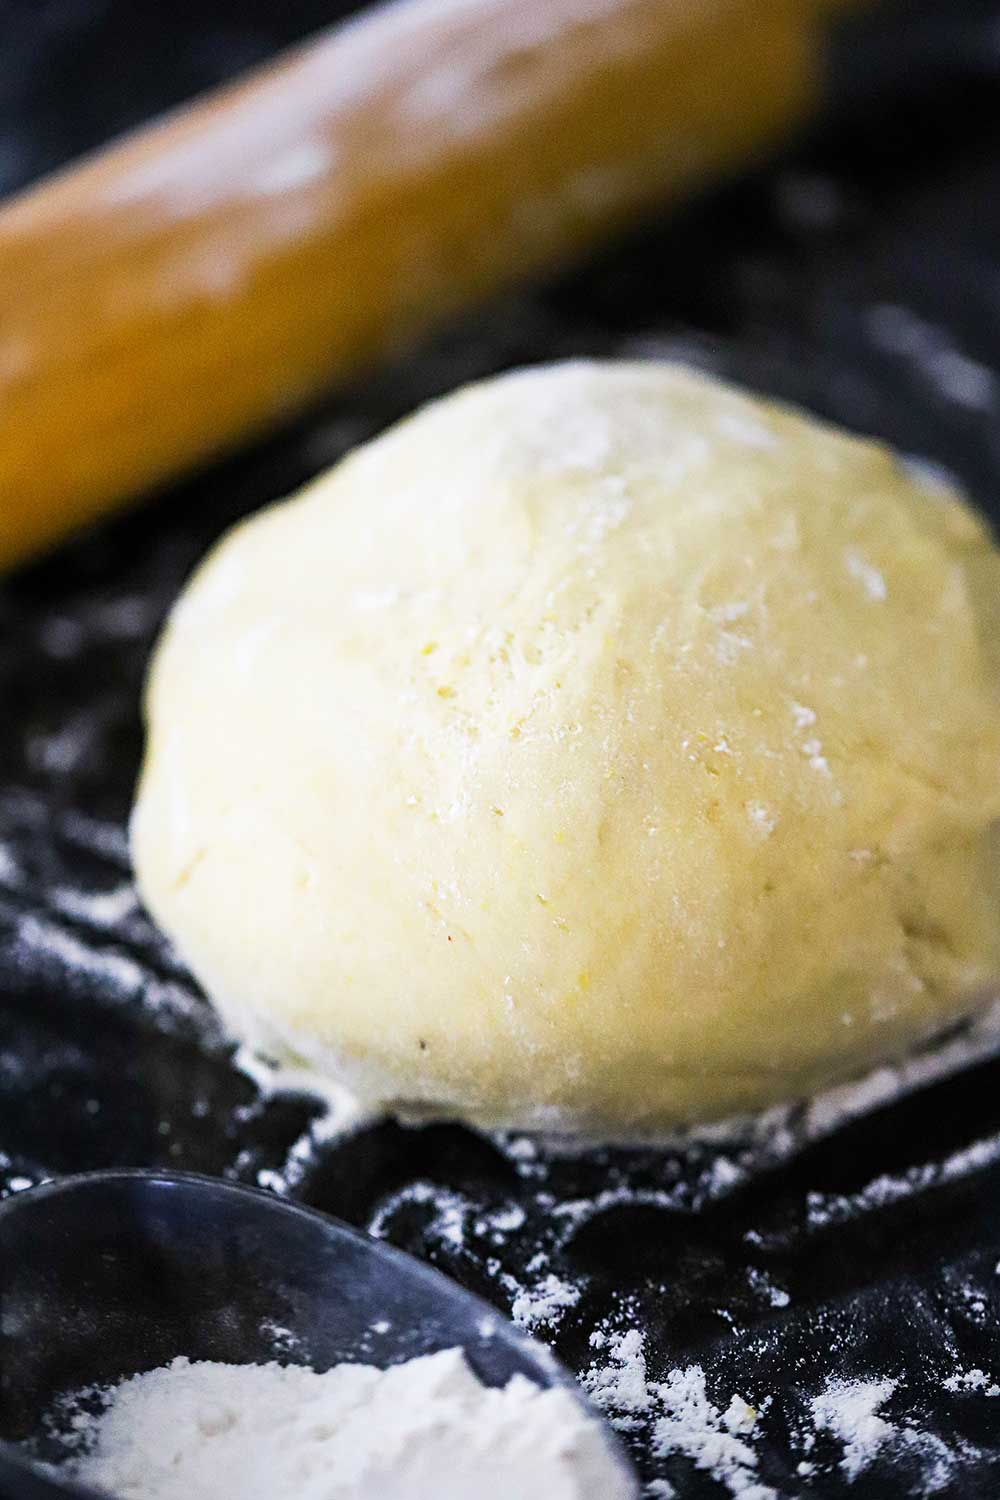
[132,361,1000,1137]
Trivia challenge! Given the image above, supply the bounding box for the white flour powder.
[583,1326,974,1496]
[809,1378,898,1481]
[583,1333,774,1498]
[56,1348,634,1500]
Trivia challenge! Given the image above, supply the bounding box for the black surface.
[3,1,1000,1495]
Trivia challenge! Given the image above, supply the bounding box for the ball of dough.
[132,361,1000,1138]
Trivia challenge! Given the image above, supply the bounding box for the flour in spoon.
[49,1348,633,1500]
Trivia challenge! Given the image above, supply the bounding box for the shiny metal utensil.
[0,1170,637,1499]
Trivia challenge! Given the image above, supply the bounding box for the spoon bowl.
[0,1170,636,1498]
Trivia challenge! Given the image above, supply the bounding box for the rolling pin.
[0,0,837,571]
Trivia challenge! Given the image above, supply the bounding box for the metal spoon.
[0,1170,636,1499]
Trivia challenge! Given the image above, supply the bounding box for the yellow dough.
[131,361,1000,1138]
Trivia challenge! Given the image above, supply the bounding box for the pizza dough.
[131,361,1000,1138]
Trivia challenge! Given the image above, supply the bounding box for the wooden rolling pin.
[0,0,830,571]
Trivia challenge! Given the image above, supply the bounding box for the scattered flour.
[10,911,210,1033]
[584,1331,653,1430]
[747,1269,790,1310]
[803,1127,1000,1231]
[583,1333,773,1499]
[365,1172,583,1334]
[748,997,1000,1172]
[582,1329,982,1495]
[476,1204,526,1237]
[943,1368,1000,1396]
[810,1377,898,1481]
[47,1350,634,1500]
[368,1180,473,1249]
[510,1271,582,1330]
[49,883,139,927]
[652,1367,774,1500]
[866,304,997,412]
[809,1376,958,1492]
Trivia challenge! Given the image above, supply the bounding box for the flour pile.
[49,1348,632,1500]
